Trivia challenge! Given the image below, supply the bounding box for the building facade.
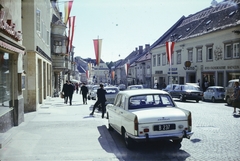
[22,0,52,112]
[0,0,25,132]
[152,0,240,90]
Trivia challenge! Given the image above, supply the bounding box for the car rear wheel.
[211,97,215,103]
[196,99,199,103]
[122,129,134,149]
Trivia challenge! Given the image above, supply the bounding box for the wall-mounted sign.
[0,11,22,41]
[184,61,191,67]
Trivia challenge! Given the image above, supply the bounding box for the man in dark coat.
[90,84,107,118]
[80,83,89,104]
[62,80,75,105]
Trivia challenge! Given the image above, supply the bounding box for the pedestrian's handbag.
[60,92,64,98]
[87,95,90,100]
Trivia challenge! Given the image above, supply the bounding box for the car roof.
[207,86,224,88]
[118,89,169,97]
[105,86,119,89]
[228,79,239,82]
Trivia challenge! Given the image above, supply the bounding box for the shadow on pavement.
[98,125,191,161]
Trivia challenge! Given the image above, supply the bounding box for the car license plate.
[154,124,175,131]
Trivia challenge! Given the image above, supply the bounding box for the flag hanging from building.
[93,39,102,66]
[68,16,75,54]
[64,0,73,24]
[124,59,130,76]
[166,41,175,64]
[86,70,89,79]
[111,71,115,80]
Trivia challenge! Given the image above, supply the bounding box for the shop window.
[0,53,11,107]
[233,42,239,58]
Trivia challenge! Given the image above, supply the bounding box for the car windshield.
[129,85,143,89]
[182,85,199,91]
[129,94,175,109]
[216,88,225,92]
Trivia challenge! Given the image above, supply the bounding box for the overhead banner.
[93,39,102,66]
[64,0,73,24]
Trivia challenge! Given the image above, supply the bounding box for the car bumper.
[127,130,193,141]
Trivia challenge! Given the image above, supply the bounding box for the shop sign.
[204,65,240,70]
[0,11,22,41]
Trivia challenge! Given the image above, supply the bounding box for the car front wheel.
[180,95,185,102]
[211,97,216,103]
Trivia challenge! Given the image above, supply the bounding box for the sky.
[59,0,215,62]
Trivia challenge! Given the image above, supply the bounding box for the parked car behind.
[105,86,119,105]
[106,89,193,149]
[169,84,203,102]
[118,84,126,91]
[88,85,99,100]
[225,79,240,105]
[202,86,225,102]
[162,84,178,92]
[127,84,144,90]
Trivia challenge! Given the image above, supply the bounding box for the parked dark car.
[202,86,225,102]
[169,84,203,102]
[162,84,178,92]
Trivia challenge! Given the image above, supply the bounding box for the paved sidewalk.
[0,93,123,161]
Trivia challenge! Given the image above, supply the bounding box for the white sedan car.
[106,89,193,149]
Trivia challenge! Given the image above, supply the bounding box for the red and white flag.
[68,16,75,53]
[111,71,115,80]
[124,59,130,76]
[64,0,73,24]
[93,39,102,66]
[166,41,175,64]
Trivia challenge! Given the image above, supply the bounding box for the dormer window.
[206,20,211,25]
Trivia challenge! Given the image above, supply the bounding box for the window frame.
[36,9,41,33]
[176,50,181,64]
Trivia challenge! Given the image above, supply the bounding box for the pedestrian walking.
[62,80,75,105]
[232,81,240,114]
[90,84,107,118]
[80,82,89,104]
[75,83,79,94]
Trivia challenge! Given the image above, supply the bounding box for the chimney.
[139,46,143,55]
[211,0,217,7]
[135,47,138,52]
[145,44,150,51]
